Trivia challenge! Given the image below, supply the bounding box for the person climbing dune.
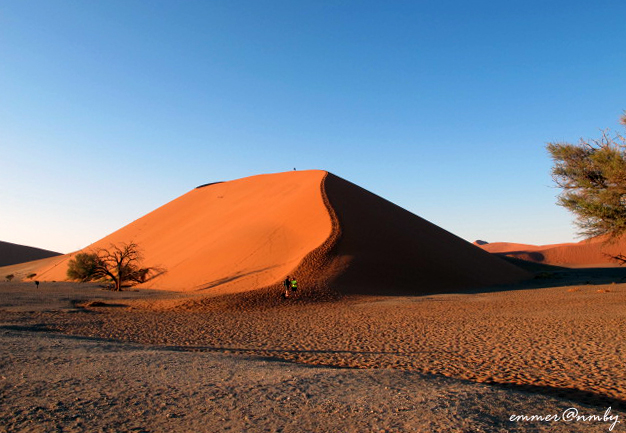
[290,277,298,298]
[283,276,291,298]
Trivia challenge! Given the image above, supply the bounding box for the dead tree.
[67,242,162,291]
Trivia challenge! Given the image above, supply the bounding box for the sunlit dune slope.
[478,237,626,267]
[473,241,542,254]
[31,170,332,292]
[294,174,530,294]
[3,170,531,295]
[0,241,61,267]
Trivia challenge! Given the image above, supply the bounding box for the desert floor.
[1,269,625,432]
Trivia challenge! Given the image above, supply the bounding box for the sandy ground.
[1,276,625,432]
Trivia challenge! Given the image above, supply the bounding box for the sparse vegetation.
[66,242,162,291]
[5,274,14,282]
[26,273,37,279]
[548,111,626,240]
[67,253,99,283]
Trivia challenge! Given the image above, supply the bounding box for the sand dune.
[28,171,332,293]
[0,241,61,268]
[473,241,543,253]
[1,170,530,295]
[310,174,530,294]
[478,237,626,267]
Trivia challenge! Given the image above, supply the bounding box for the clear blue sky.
[1,1,625,253]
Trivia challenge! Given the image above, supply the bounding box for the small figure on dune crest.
[34,281,39,289]
[283,276,291,299]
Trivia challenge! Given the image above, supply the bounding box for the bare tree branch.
[67,242,164,290]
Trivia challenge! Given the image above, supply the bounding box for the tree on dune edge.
[67,242,164,291]
[547,111,626,262]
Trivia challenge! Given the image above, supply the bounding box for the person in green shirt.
[290,277,298,298]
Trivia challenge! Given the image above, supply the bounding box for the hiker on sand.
[34,281,39,289]
[290,277,298,298]
[283,276,291,298]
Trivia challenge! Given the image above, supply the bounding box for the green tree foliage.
[66,242,161,291]
[547,112,626,240]
[67,252,99,282]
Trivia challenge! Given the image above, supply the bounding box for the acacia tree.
[67,242,159,291]
[547,112,626,241]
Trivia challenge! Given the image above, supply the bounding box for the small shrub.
[5,274,14,282]
[67,253,99,282]
[26,273,37,279]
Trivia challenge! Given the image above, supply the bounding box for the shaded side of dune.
[313,173,531,295]
[0,241,62,267]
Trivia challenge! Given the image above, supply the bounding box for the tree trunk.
[115,264,122,291]
[114,268,121,291]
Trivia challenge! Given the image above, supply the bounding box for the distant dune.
[477,236,626,267]
[0,241,61,268]
[1,171,530,295]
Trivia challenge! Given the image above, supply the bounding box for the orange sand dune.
[473,241,543,254]
[32,171,332,293]
[3,171,530,294]
[0,241,61,267]
[478,236,626,267]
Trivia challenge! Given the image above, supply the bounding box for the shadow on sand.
[2,312,624,411]
[464,257,626,295]
[164,344,626,410]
